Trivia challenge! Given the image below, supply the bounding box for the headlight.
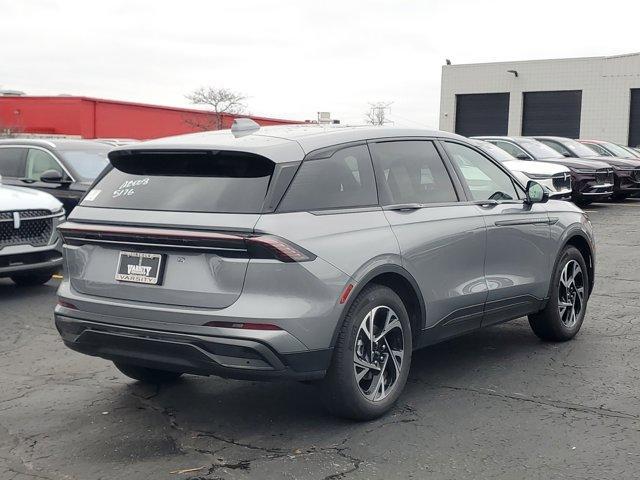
[521,172,551,180]
[51,206,65,215]
[570,167,596,173]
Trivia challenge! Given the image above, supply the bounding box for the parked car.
[534,136,640,200]
[54,124,596,420]
[0,175,65,285]
[578,139,639,159]
[0,139,111,213]
[476,136,614,206]
[618,144,640,159]
[468,139,571,198]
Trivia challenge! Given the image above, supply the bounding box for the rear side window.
[0,147,26,178]
[82,150,274,213]
[278,144,377,211]
[538,139,571,156]
[583,142,609,156]
[490,140,531,160]
[369,140,458,205]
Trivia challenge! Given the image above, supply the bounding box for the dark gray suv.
[54,124,595,420]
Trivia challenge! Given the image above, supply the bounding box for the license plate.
[115,251,165,285]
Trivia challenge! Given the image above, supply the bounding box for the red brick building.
[0,96,301,140]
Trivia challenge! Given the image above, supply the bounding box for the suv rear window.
[278,144,377,212]
[82,150,274,213]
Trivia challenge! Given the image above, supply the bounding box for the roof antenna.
[231,118,260,138]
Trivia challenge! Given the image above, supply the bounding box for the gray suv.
[54,124,595,420]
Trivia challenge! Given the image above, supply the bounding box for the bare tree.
[364,101,393,126]
[185,87,248,130]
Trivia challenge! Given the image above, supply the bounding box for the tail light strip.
[57,222,315,263]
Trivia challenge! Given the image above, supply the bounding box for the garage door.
[522,90,582,138]
[629,89,640,148]
[455,93,509,137]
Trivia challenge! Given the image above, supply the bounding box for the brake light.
[204,321,281,331]
[57,300,77,310]
[58,222,316,263]
[246,235,316,263]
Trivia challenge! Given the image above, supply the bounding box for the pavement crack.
[431,384,639,421]
[193,430,288,455]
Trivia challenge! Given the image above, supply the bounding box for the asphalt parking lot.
[1,200,640,480]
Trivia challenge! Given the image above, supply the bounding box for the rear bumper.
[55,313,332,381]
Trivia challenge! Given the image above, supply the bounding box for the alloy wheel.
[558,259,584,328]
[353,305,404,402]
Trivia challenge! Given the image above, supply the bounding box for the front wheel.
[611,193,628,201]
[573,196,591,208]
[321,284,412,420]
[528,246,589,342]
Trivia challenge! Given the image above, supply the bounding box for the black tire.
[528,246,589,342]
[321,284,412,421]
[573,196,591,208]
[114,362,183,384]
[611,193,628,201]
[10,272,54,286]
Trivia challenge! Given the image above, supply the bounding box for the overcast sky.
[1,0,638,127]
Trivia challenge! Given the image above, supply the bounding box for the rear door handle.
[384,203,424,212]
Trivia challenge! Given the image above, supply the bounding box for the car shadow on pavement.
[0,278,59,300]
[17,317,570,475]
[105,319,545,434]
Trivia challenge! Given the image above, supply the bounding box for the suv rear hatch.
[60,148,299,309]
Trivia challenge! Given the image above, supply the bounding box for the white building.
[439,52,640,146]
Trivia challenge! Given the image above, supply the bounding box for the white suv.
[0,175,65,285]
[469,139,572,198]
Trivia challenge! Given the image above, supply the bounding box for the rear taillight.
[57,300,77,310]
[246,235,316,263]
[204,321,282,330]
[58,222,315,263]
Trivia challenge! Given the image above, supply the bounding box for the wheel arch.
[330,264,426,348]
[556,229,595,296]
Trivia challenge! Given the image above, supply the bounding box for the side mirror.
[515,153,530,160]
[40,169,70,184]
[562,152,572,157]
[525,180,549,204]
